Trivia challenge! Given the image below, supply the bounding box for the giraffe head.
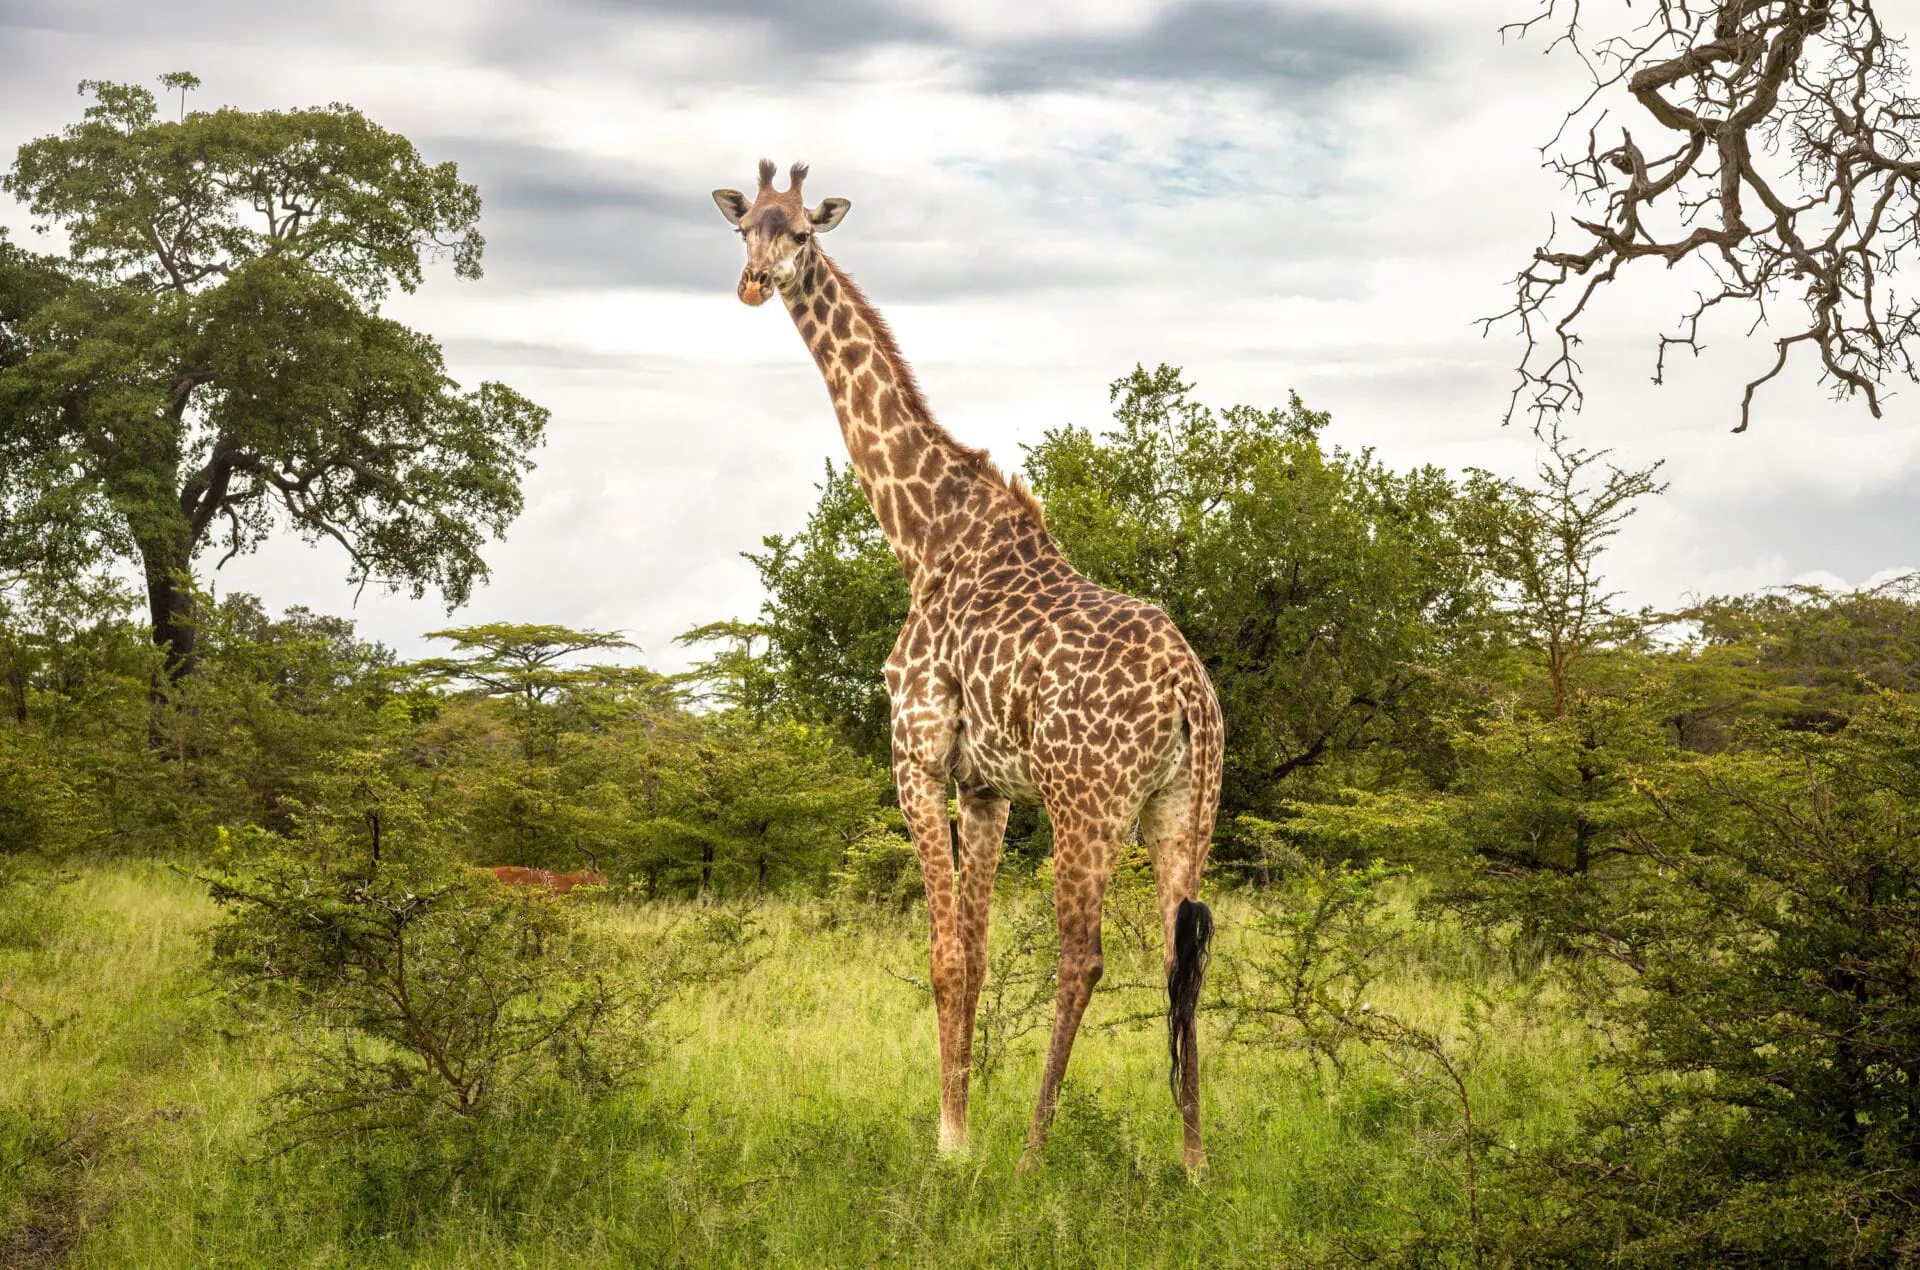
[713,160,850,306]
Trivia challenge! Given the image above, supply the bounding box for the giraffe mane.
[820,253,1048,531]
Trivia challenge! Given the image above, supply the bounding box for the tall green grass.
[3,864,1595,1266]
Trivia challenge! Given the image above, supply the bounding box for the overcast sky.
[3,0,1917,669]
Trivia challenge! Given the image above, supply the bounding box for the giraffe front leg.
[895,761,970,1155]
[887,622,975,1154]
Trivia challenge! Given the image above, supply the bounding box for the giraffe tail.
[1167,896,1213,1100]
[1167,672,1221,1102]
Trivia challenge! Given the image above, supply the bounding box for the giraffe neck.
[781,250,1015,590]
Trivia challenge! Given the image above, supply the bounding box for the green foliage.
[1462,693,1920,1263]
[204,752,653,1160]
[416,622,642,758]
[7,78,483,295]
[418,623,636,707]
[743,462,909,761]
[1434,676,1680,955]
[401,624,890,899]
[828,812,919,909]
[1025,364,1502,813]
[1324,422,1686,956]
[0,77,547,673]
[1690,572,1920,730]
[1221,837,1511,1258]
[652,716,889,895]
[967,887,1059,1094]
[169,595,409,829]
[0,233,120,595]
[0,726,101,860]
[674,619,784,722]
[1470,422,1667,717]
[1221,829,1407,1068]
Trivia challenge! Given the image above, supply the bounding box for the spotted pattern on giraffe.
[713,161,1223,1172]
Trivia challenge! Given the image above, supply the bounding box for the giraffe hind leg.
[945,790,1009,1154]
[1142,782,1211,1171]
[1018,821,1118,1172]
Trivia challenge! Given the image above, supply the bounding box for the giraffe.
[713,161,1223,1170]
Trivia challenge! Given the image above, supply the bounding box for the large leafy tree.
[0,76,547,678]
[0,232,111,592]
[1026,366,1504,813]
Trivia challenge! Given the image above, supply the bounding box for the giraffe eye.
[791,232,809,245]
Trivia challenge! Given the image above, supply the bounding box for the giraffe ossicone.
[713,161,1224,1171]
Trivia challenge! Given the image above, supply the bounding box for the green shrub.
[203,750,656,1169]
[829,815,918,909]
[0,727,98,860]
[0,857,64,953]
[1481,692,1920,1264]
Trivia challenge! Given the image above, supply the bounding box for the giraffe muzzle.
[738,270,773,307]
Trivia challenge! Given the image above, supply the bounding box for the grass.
[1,861,1598,1267]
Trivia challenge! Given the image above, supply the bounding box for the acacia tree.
[674,619,784,724]
[416,623,637,759]
[1476,422,1667,718]
[0,76,547,678]
[1495,0,1920,431]
[418,624,635,710]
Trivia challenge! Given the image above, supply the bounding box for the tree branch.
[1489,0,1920,432]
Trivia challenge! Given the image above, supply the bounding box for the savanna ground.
[2,862,1584,1268]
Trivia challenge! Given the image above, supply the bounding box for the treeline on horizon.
[5,360,1914,892]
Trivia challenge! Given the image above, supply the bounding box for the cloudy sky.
[3,0,1917,669]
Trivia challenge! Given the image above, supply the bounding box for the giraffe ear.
[713,189,750,225]
[809,198,851,232]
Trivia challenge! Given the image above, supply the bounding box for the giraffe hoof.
[1183,1148,1209,1179]
[1015,1147,1042,1175]
[936,1122,968,1158]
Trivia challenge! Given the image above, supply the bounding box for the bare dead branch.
[1488,0,1920,432]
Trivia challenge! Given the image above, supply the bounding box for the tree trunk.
[1573,729,1601,873]
[140,543,199,682]
[1,638,27,725]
